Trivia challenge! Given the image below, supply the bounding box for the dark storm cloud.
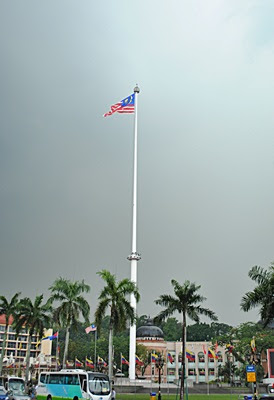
[1,0,274,326]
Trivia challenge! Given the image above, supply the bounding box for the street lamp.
[155,354,165,400]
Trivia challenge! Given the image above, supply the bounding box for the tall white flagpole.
[128,85,141,381]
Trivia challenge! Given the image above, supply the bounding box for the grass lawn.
[38,395,241,400]
[118,395,240,400]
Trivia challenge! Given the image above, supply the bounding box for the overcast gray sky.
[1,0,274,327]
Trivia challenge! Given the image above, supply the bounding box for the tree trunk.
[0,323,8,375]
[108,322,113,382]
[180,312,186,400]
[63,327,70,369]
[25,332,32,383]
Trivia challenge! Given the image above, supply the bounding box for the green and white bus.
[37,370,111,400]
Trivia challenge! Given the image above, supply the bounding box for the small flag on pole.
[75,358,83,368]
[226,343,234,353]
[167,352,174,363]
[42,332,58,341]
[66,360,74,368]
[208,348,217,359]
[121,355,129,365]
[86,358,94,369]
[85,324,97,334]
[98,356,107,367]
[202,344,207,355]
[186,349,195,361]
[103,93,135,117]
[251,337,256,352]
[135,355,143,366]
[151,353,158,363]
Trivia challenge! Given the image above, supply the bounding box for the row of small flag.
[121,355,144,366]
[66,356,107,369]
[120,345,230,367]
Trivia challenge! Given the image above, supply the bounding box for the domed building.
[136,319,167,382]
[136,319,164,342]
[135,318,232,385]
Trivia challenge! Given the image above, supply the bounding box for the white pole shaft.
[129,90,138,381]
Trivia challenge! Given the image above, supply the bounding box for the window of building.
[188,369,195,376]
[168,369,175,375]
[8,342,16,349]
[0,326,5,332]
[198,352,205,362]
[199,369,205,376]
[8,334,16,341]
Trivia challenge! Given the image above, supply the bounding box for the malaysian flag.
[103,93,135,117]
[85,324,97,334]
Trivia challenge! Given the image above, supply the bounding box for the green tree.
[161,317,182,341]
[49,277,90,368]
[155,279,217,400]
[135,345,155,377]
[218,360,237,383]
[14,295,52,382]
[0,293,21,374]
[241,264,274,326]
[187,322,231,341]
[95,269,140,382]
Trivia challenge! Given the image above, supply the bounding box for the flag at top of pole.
[104,85,141,382]
[103,93,135,117]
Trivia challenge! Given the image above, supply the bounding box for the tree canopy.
[155,279,217,400]
[241,263,274,327]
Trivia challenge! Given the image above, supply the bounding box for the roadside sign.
[246,365,256,372]
[246,372,256,382]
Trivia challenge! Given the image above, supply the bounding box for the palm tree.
[95,269,140,381]
[49,277,90,368]
[155,280,217,400]
[241,264,274,327]
[14,295,52,382]
[0,293,21,374]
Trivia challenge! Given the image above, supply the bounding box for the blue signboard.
[246,365,256,372]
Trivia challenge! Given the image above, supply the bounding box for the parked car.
[0,388,7,400]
